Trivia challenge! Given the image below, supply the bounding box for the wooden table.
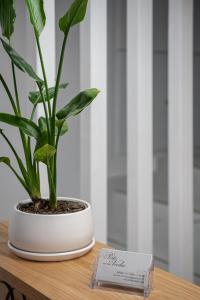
[0,221,200,300]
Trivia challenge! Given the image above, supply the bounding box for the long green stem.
[20,131,32,174]
[36,161,40,190]
[53,124,64,188]
[51,32,69,146]
[27,98,41,156]
[35,33,51,119]
[11,63,21,114]
[50,32,69,198]
[35,33,52,198]
[10,60,34,187]
[37,84,51,143]
[0,74,17,114]
[32,159,40,191]
[0,72,28,172]
[47,161,56,208]
[27,137,38,195]
[28,96,41,184]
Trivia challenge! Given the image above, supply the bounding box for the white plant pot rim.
[14,197,90,216]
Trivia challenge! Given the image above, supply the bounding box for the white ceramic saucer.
[8,238,95,262]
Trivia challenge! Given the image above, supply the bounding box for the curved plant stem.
[37,84,51,143]
[35,33,51,119]
[28,96,40,179]
[50,31,69,198]
[11,63,21,114]
[0,73,17,114]
[9,54,34,188]
[10,62,33,177]
[28,97,41,156]
[51,31,69,146]
[30,99,40,121]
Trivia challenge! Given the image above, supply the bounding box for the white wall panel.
[127,0,153,253]
[80,0,107,243]
[168,0,194,281]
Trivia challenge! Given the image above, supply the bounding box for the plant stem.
[0,74,17,114]
[36,161,40,190]
[10,59,35,188]
[47,161,56,208]
[32,159,40,193]
[38,84,51,143]
[30,98,40,121]
[51,32,69,146]
[35,33,51,119]
[11,63,21,114]
[53,126,63,188]
[50,32,69,199]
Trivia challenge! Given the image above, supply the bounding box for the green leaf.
[55,119,68,136]
[34,144,56,164]
[0,113,41,139]
[0,38,43,84]
[0,0,16,39]
[56,88,100,120]
[0,156,10,165]
[25,0,46,37]
[38,116,68,136]
[59,0,88,34]
[29,83,68,105]
[38,116,47,132]
[35,131,48,150]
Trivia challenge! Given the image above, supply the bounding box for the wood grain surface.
[0,221,200,299]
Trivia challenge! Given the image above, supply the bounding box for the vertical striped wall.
[127,0,153,253]
[37,0,195,281]
[80,0,107,243]
[168,0,194,281]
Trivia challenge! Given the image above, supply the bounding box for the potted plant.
[0,0,99,261]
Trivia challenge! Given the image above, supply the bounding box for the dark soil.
[17,199,87,215]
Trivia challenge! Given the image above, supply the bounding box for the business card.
[95,248,153,289]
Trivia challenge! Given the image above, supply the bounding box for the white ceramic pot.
[8,197,94,259]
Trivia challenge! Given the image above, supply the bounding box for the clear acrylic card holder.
[91,248,154,298]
